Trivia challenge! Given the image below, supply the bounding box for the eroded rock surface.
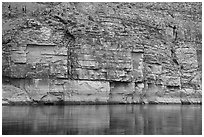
[2,2,202,104]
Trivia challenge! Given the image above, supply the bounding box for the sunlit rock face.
[2,2,202,104]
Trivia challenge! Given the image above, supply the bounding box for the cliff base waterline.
[2,79,202,105]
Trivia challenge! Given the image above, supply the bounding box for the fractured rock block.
[150,64,162,74]
[176,46,198,70]
[109,82,135,103]
[40,94,63,103]
[2,84,31,104]
[79,60,99,68]
[10,51,26,63]
[9,64,30,78]
[63,80,110,103]
[146,74,156,83]
[164,76,181,87]
[26,44,56,64]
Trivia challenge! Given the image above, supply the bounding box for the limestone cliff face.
[2,2,202,104]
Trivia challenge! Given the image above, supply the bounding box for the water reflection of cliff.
[2,105,202,135]
[109,105,201,135]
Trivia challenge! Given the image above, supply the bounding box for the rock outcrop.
[2,2,202,104]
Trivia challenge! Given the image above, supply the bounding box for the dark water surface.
[2,105,202,135]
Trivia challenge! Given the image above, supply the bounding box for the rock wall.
[2,2,202,104]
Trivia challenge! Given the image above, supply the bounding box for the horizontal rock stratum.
[2,2,202,105]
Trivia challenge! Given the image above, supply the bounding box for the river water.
[2,105,202,135]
